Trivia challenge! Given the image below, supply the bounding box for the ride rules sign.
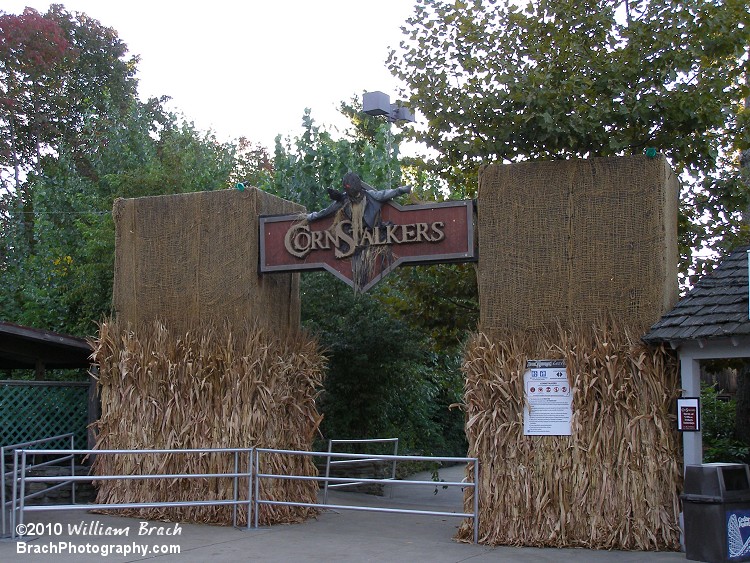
[523,359,573,436]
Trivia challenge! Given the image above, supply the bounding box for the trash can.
[682,463,750,562]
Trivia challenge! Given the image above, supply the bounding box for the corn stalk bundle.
[90,319,325,526]
[456,319,681,549]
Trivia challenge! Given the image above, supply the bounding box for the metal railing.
[323,438,399,503]
[1,433,75,538]
[7,444,480,544]
[254,447,480,544]
[9,447,254,540]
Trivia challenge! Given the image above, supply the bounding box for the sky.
[3,0,417,150]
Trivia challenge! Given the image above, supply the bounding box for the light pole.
[362,91,415,189]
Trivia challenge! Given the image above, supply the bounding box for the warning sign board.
[523,359,573,436]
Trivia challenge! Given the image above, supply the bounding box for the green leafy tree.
[0,6,238,337]
[266,108,402,210]
[378,263,478,351]
[0,7,74,255]
[230,136,273,189]
[388,0,750,280]
[1,5,143,242]
[0,8,73,179]
[302,272,455,452]
[1,4,143,334]
[4,107,237,337]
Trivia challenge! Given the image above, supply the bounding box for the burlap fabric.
[112,188,302,336]
[477,155,679,335]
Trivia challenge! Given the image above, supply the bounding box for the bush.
[302,273,466,457]
[701,383,750,463]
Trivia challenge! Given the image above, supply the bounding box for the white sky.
[3,0,416,150]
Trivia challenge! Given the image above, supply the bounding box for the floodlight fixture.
[390,100,415,123]
[363,91,415,123]
[363,91,390,116]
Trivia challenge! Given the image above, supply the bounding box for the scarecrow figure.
[306,172,411,237]
[305,172,411,291]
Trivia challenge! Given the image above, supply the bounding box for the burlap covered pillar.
[112,187,302,335]
[460,156,682,549]
[477,155,679,334]
[93,187,322,527]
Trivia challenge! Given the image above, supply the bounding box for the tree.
[302,272,454,452]
[701,382,750,462]
[0,4,142,196]
[266,108,402,211]
[388,0,750,280]
[377,263,478,351]
[0,4,145,333]
[0,6,238,337]
[0,8,72,176]
[1,102,238,337]
[0,8,74,251]
[230,137,273,189]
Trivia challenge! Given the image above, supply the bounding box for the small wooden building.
[643,245,750,465]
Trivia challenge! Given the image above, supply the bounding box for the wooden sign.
[260,200,476,292]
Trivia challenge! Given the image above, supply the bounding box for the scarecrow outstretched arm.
[367,185,412,202]
[306,200,343,222]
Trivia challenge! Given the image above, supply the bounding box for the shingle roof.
[642,245,750,344]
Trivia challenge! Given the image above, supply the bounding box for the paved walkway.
[1,466,687,562]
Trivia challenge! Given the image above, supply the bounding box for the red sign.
[260,200,475,292]
[680,407,698,431]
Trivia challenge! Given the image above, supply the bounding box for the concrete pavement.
[1,465,688,562]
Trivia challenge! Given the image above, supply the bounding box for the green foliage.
[15,110,234,336]
[229,137,273,189]
[701,383,750,463]
[263,108,402,210]
[0,6,141,190]
[0,6,238,337]
[303,273,465,455]
[388,0,750,282]
[684,149,750,283]
[390,0,749,173]
[378,264,478,352]
[0,7,73,187]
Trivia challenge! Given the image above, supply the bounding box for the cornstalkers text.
[284,220,445,259]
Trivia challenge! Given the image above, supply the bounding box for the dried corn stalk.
[457,319,681,550]
[90,319,325,526]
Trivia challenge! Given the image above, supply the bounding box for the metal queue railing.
[323,438,399,503]
[255,447,480,544]
[1,433,75,538]
[6,444,480,544]
[9,447,254,540]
